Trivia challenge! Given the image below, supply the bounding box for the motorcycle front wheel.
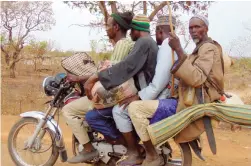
[8,117,59,166]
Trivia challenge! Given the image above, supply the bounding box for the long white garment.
[138,38,178,100]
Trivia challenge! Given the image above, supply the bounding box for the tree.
[89,39,112,63]
[26,40,53,71]
[65,1,211,28]
[65,1,211,50]
[227,35,251,58]
[0,1,56,78]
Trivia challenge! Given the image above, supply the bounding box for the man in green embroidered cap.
[84,14,159,165]
[63,11,135,163]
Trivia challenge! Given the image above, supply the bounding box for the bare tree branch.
[110,1,117,13]
[98,1,109,24]
[148,1,167,21]
[131,1,141,13]
[149,2,157,9]
[143,1,147,15]
[0,1,55,77]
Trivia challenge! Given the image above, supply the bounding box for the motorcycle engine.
[77,142,127,164]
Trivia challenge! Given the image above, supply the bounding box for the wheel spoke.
[9,118,58,166]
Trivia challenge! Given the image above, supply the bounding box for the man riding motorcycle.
[84,14,159,165]
[128,14,225,165]
[62,11,134,163]
[86,15,179,166]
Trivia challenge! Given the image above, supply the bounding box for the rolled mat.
[147,103,251,148]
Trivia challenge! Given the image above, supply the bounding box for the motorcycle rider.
[128,14,225,165]
[63,11,135,163]
[84,14,160,165]
[86,15,179,165]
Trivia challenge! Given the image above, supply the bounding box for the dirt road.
[1,115,251,166]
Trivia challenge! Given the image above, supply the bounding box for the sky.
[33,1,251,57]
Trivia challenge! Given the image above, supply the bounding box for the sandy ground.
[1,115,251,166]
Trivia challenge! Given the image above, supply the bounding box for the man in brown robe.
[127,14,225,165]
[168,14,224,143]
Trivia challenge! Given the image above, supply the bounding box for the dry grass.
[224,57,251,104]
[1,57,64,115]
[1,57,251,115]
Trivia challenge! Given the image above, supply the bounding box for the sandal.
[116,155,143,166]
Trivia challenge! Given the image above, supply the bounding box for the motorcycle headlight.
[42,76,59,96]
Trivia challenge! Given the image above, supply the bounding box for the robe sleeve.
[139,40,177,100]
[98,38,150,90]
[171,43,217,87]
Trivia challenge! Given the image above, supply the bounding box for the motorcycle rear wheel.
[8,117,59,166]
[166,142,192,166]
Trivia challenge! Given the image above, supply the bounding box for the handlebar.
[50,81,74,106]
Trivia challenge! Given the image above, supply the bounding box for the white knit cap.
[190,14,209,27]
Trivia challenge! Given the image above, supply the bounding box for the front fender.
[20,111,65,148]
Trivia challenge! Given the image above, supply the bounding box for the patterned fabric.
[91,37,135,109]
[131,14,150,32]
[61,52,97,76]
[91,61,138,109]
[157,15,176,26]
[110,38,134,63]
[147,103,251,147]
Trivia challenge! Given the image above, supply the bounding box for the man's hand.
[168,32,185,59]
[66,74,79,82]
[168,32,182,51]
[84,73,99,100]
[119,94,140,110]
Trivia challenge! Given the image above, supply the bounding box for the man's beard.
[156,39,162,46]
[193,38,200,44]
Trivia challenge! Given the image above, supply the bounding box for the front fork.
[26,105,53,149]
[24,106,68,162]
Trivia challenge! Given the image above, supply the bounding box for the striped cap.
[131,14,150,32]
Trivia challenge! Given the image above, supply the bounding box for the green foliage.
[26,40,49,57]
[88,39,112,63]
[0,35,5,42]
[49,50,75,57]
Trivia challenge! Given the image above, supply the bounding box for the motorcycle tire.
[179,143,192,166]
[8,117,59,166]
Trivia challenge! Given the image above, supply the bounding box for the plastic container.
[184,86,195,106]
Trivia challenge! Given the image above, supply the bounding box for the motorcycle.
[8,73,199,166]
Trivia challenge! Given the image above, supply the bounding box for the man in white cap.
[114,15,179,165]
[128,14,225,165]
